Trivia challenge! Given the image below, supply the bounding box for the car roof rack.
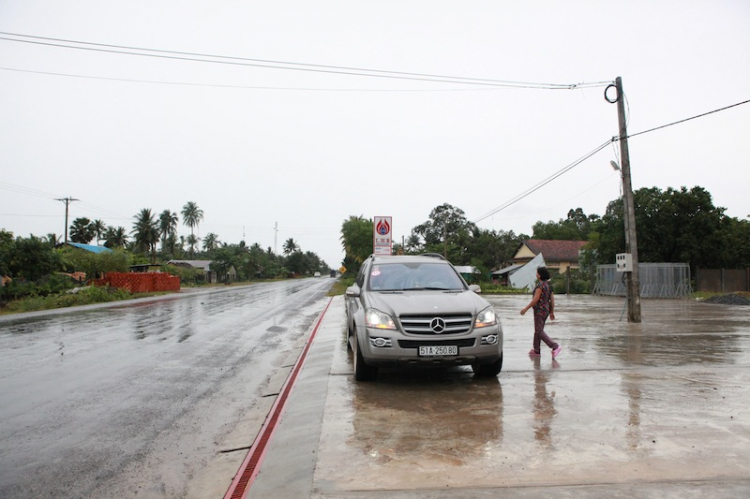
[420,253,447,260]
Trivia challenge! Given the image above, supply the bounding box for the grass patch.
[476,284,528,295]
[0,286,162,315]
[328,277,355,296]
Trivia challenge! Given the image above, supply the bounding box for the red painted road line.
[223,297,334,499]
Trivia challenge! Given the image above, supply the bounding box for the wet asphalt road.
[0,278,334,499]
[248,294,750,498]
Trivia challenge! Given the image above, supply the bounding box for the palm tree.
[181,201,204,240]
[69,217,95,244]
[159,210,179,252]
[92,219,107,245]
[104,226,128,248]
[186,234,199,257]
[132,209,160,262]
[283,238,300,255]
[202,232,220,252]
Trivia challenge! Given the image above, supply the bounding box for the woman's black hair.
[537,266,550,281]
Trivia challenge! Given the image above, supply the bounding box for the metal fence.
[593,263,692,298]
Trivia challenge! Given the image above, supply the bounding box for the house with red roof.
[511,239,587,274]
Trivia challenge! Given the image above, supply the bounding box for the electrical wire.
[0,66,528,92]
[0,32,612,90]
[624,98,750,140]
[474,139,613,223]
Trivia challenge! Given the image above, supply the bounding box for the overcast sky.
[1,1,748,268]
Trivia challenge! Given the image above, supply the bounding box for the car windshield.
[366,262,466,291]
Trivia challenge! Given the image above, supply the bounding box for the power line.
[0,66,533,92]
[624,98,750,140]
[0,32,612,90]
[474,139,612,223]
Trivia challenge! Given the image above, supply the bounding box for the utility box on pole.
[616,253,633,272]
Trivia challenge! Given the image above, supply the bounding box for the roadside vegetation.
[4,186,750,312]
[1,201,334,314]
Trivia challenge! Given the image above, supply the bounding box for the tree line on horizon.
[340,185,750,281]
[1,201,331,297]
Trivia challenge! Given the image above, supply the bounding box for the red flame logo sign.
[376,218,391,235]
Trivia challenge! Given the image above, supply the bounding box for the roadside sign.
[373,216,392,256]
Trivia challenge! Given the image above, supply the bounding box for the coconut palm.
[104,226,129,248]
[132,209,160,262]
[69,217,95,244]
[91,219,107,245]
[181,201,204,239]
[283,238,300,255]
[159,210,179,252]
[186,234,199,257]
[202,232,220,252]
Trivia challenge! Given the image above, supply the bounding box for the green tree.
[209,246,236,282]
[597,186,739,268]
[410,204,477,263]
[203,232,220,253]
[532,208,600,241]
[159,210,179,253]
[283,238,300,255]
[0,229,16,276]
[132,209,160,262]
[61,247,130,279]
[4,235,61,281]
[104,226,128,248]
[91,219,107,245]
[181,201,204,240]
[185,234,199,257]
[69,218,95,244]
[340,215,373,276]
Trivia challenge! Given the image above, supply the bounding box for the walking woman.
[521,266,562,358]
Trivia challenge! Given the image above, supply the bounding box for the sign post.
[373,216,392,255]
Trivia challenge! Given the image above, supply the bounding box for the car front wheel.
[472,353,503,377]
[353,335,378,381]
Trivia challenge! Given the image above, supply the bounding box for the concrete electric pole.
[55,197,79,245]
[610,77,641,322]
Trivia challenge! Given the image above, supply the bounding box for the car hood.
[366,290,490,317]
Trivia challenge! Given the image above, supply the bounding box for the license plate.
[419,345,458,356]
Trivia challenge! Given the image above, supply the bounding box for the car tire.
[353,335,378,381]
[472,353,503,377]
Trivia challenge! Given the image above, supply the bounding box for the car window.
[366,262,464,291]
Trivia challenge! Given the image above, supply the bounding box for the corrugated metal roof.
[66,242,113,254]
[491,263,524,276]
[166,260,213,269]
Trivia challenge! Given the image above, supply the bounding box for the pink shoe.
[529,349,541,356]
[552,345,562,359]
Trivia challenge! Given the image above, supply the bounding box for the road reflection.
[532,358,558,448]
[349,369,503,466]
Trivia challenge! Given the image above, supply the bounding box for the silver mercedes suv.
[345,254,503,381]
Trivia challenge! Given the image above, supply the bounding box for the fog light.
[370,337,392,348]
[482,334,498,345]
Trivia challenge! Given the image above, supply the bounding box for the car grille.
[398,314,474,335]
[399,339,476,349]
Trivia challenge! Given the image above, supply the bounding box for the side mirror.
[469,284,482,294]
[346,285,361,298]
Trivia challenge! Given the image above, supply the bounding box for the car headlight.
[365,308,396,330]
[475,306,497,328]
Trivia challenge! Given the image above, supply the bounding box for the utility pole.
[613,77,641,322]
[56,197,78,245]
[274,222,278,255]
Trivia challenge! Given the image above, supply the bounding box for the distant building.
[511,239,587,274]
[166,260,237,284]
